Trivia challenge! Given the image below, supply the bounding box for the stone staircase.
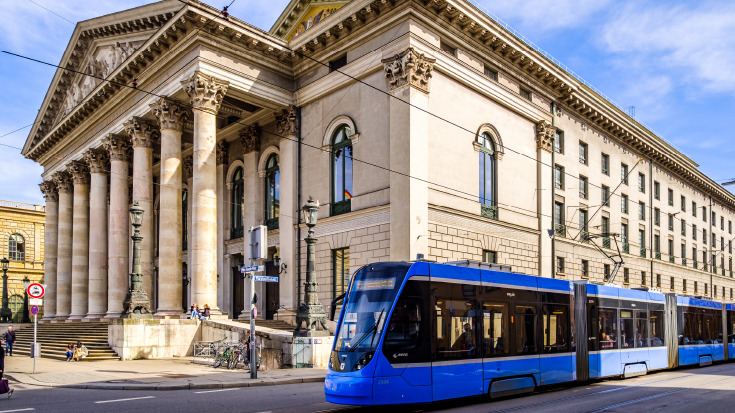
[12,322,120,361]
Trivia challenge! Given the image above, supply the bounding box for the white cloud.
[472,0,612,32]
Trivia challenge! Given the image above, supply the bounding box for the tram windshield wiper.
[348,309,384,352]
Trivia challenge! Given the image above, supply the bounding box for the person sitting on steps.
[72,341,89,361]
[65,343,74,361]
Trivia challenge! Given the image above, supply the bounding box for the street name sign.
[253,276,279,282]
[241,265,265,273]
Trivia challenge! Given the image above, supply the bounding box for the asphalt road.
[2,363,735,413]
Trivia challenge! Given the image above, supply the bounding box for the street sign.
[27,283,45,299]
[30,305,39,315]
[29,298,42,306]
[253,275,279,282]
[241,265,265,273]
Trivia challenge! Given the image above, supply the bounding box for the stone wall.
[108,319,200,360]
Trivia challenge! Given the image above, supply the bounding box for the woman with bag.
[0,340,13,398]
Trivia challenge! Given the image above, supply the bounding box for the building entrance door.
[232,266,244,317]
[265,262,279,320]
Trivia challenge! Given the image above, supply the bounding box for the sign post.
[245,226,267,379]
[27,283,45,375]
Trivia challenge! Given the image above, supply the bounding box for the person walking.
[0,340,13,398]
[3,327,16,357]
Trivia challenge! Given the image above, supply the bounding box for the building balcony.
[481,204,498,220]
[640,247,646,258]
[555,224,566,238]
[655,252,661,260]
[669,255,675,263]
[603,237,611,249]
[622,243,630,254]
[682,257,687,266]
[331,199,351,216]
[265,217,279,231]
[694,261,698,269]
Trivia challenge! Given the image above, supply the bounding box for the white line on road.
[0,409,36,413]
[194,388,240,394]
[94,396,155,404]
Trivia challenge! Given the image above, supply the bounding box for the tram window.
[587,301,599,351]
[703,310,715,344]
[681,309,699,345]
[434,283,480,361]
[634,310,649,347]
[707,309,723,344]
[383,298,422,351]
[482,302,508,357]
[542,304,570,353]
[515,305,538,355]
[649,306,665,347]
[620,310,635,348]
[729,311,735,343]
[541,291,572,305]
[598,308,618,350]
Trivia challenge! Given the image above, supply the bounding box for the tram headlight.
[353,352,374,371]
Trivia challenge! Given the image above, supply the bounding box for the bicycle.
[213,344,235,368]
[227,342,246,370]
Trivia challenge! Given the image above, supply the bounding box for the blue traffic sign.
[253,276,279,282]
[30,305,39,315]
[241,265,265,273]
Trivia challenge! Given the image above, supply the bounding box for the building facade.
[22,0,735,324]
[0,201,46,321]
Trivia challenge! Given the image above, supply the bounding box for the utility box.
[249,225,267,260]
[30,343,41,358]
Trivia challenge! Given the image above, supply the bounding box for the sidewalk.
[4,356,326,390]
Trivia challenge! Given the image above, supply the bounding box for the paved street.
[2,363,735,412]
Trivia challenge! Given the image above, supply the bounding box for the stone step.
[8,321,119,361]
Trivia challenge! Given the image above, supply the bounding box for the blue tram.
[324,260,734,405]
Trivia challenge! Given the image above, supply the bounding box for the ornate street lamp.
[0,258,10,322]
[294,196,329,337]
[121,202,153,319]
[22,275,30,324]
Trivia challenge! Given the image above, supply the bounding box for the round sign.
[30,305,39,315]
[27,283,44,299]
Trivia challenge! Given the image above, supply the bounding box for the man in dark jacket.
[3,327,16,356]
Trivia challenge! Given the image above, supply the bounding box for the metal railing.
[0,201,44,211]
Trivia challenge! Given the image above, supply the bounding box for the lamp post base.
[0,308,12,323]
[121,289,153,319]
[293,302,329,337]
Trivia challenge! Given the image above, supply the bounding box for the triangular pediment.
[23,0,182,156]
[270,0,348,41]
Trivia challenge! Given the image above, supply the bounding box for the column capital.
[239,123,260,154]
[102,134,131,161]
[536,120,556,153]
[83,148,110,174]
[67,161,90,185]
[52,171,73,194]
[216,140,228,165]
[275,106,298,137]
[124,117,159,148]
[381,47,436,94]
[39,181,58,201]
[182,71,229,114]
[150,97,189,131]
[183,156,193,178]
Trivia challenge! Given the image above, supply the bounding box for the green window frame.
[265,154,280,230]
[331,125,353,216]
[479,133,498,219]
[8,234,24,261]
[231,167,244,239]
[333,248,350,298]
[9,295,23,323]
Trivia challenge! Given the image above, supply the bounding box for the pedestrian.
[65,343,74,361]
[3,327,15,357]
[0,340,13,398]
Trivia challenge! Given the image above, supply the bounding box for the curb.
[5,374,325,391]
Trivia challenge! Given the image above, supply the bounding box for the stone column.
[52,172,74,321]
[184,156,193,310]
[67,161,90,321]
[216,140,227,314]
[275,108,299,316]
[84,149,109,319]
[382,48,435,261]
[124,117,157,304]
[151,97,187,317]
[536,120,555,278]
[239,125,260,320]
[39,181,58,321]
[103,134,130,317]
[182,72,228,314]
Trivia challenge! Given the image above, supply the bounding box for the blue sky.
[1,0,734,205]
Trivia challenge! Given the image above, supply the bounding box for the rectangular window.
[694,281,698,294]
[654,181,660,200]
[601,185,611,207]
[693,247,697,267]
[579,209,588,235]
[642,271,647,285]
[705,283,708,296]
[482,250,497,263]
[639,202,646,220]
[579,176,588,199]
[638,173,646,193]
[693,224,697,240]
[639,229,646,257]
[556,256,565,274]
[654,208,660,226]
[668,189,674,206]
[623,268,630,284]
[329,54,347,72]
[621,194,629,214]
[483,65,498,81]
[681,243,687,264]
[729,240,732,254]
[693,201,697,217]
[579,142,588,165]
[721,237,725,252]
[604,264,611,281]
[712,211,716,222]
[656,273,661,288]
[602,216,610,237]
[554,165,564,189]
[581,260,589,278]
[554,130,564,154]
[681,220,686,236]
[683,279,687,291]
[681,195,686,212]
[621,223,629,244]
[703,229,707,245]
[554,201,564,228]
[601,153,609,175]
[520,87,532,101]
[668,214,674,231]
[729,220,732,234]
[721,217,725,231]
[668,238,674,259]
[332,248,350,298]
[621,164,629,184]
[439,41,456,55]
[654,234,661,256]
[703,207,707,222]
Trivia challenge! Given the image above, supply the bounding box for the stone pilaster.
[67,161,90,321]
[84,149,109,319]
[183,155,193,310]
[52,171,74,320]
[150,97,187,317]
[536,120,556,278]
[239,125,260,320]
[216,140,227,312]
[102,134,130,318]
[124,116,158,306]
[182,71,228,314]
[39,181,58,321]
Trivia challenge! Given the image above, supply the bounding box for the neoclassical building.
[24,0,735,324]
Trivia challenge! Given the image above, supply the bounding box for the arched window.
[8,234,25,261]
[182,189,188,251]
[331,125,353,216]
[479,132,498,219]
[231,167,244,239]
[265,154,280,230]
[9,294,23,323]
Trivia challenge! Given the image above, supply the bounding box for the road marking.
[94,396,155,404]
[0,409,36,413]
[194,388,240,394]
